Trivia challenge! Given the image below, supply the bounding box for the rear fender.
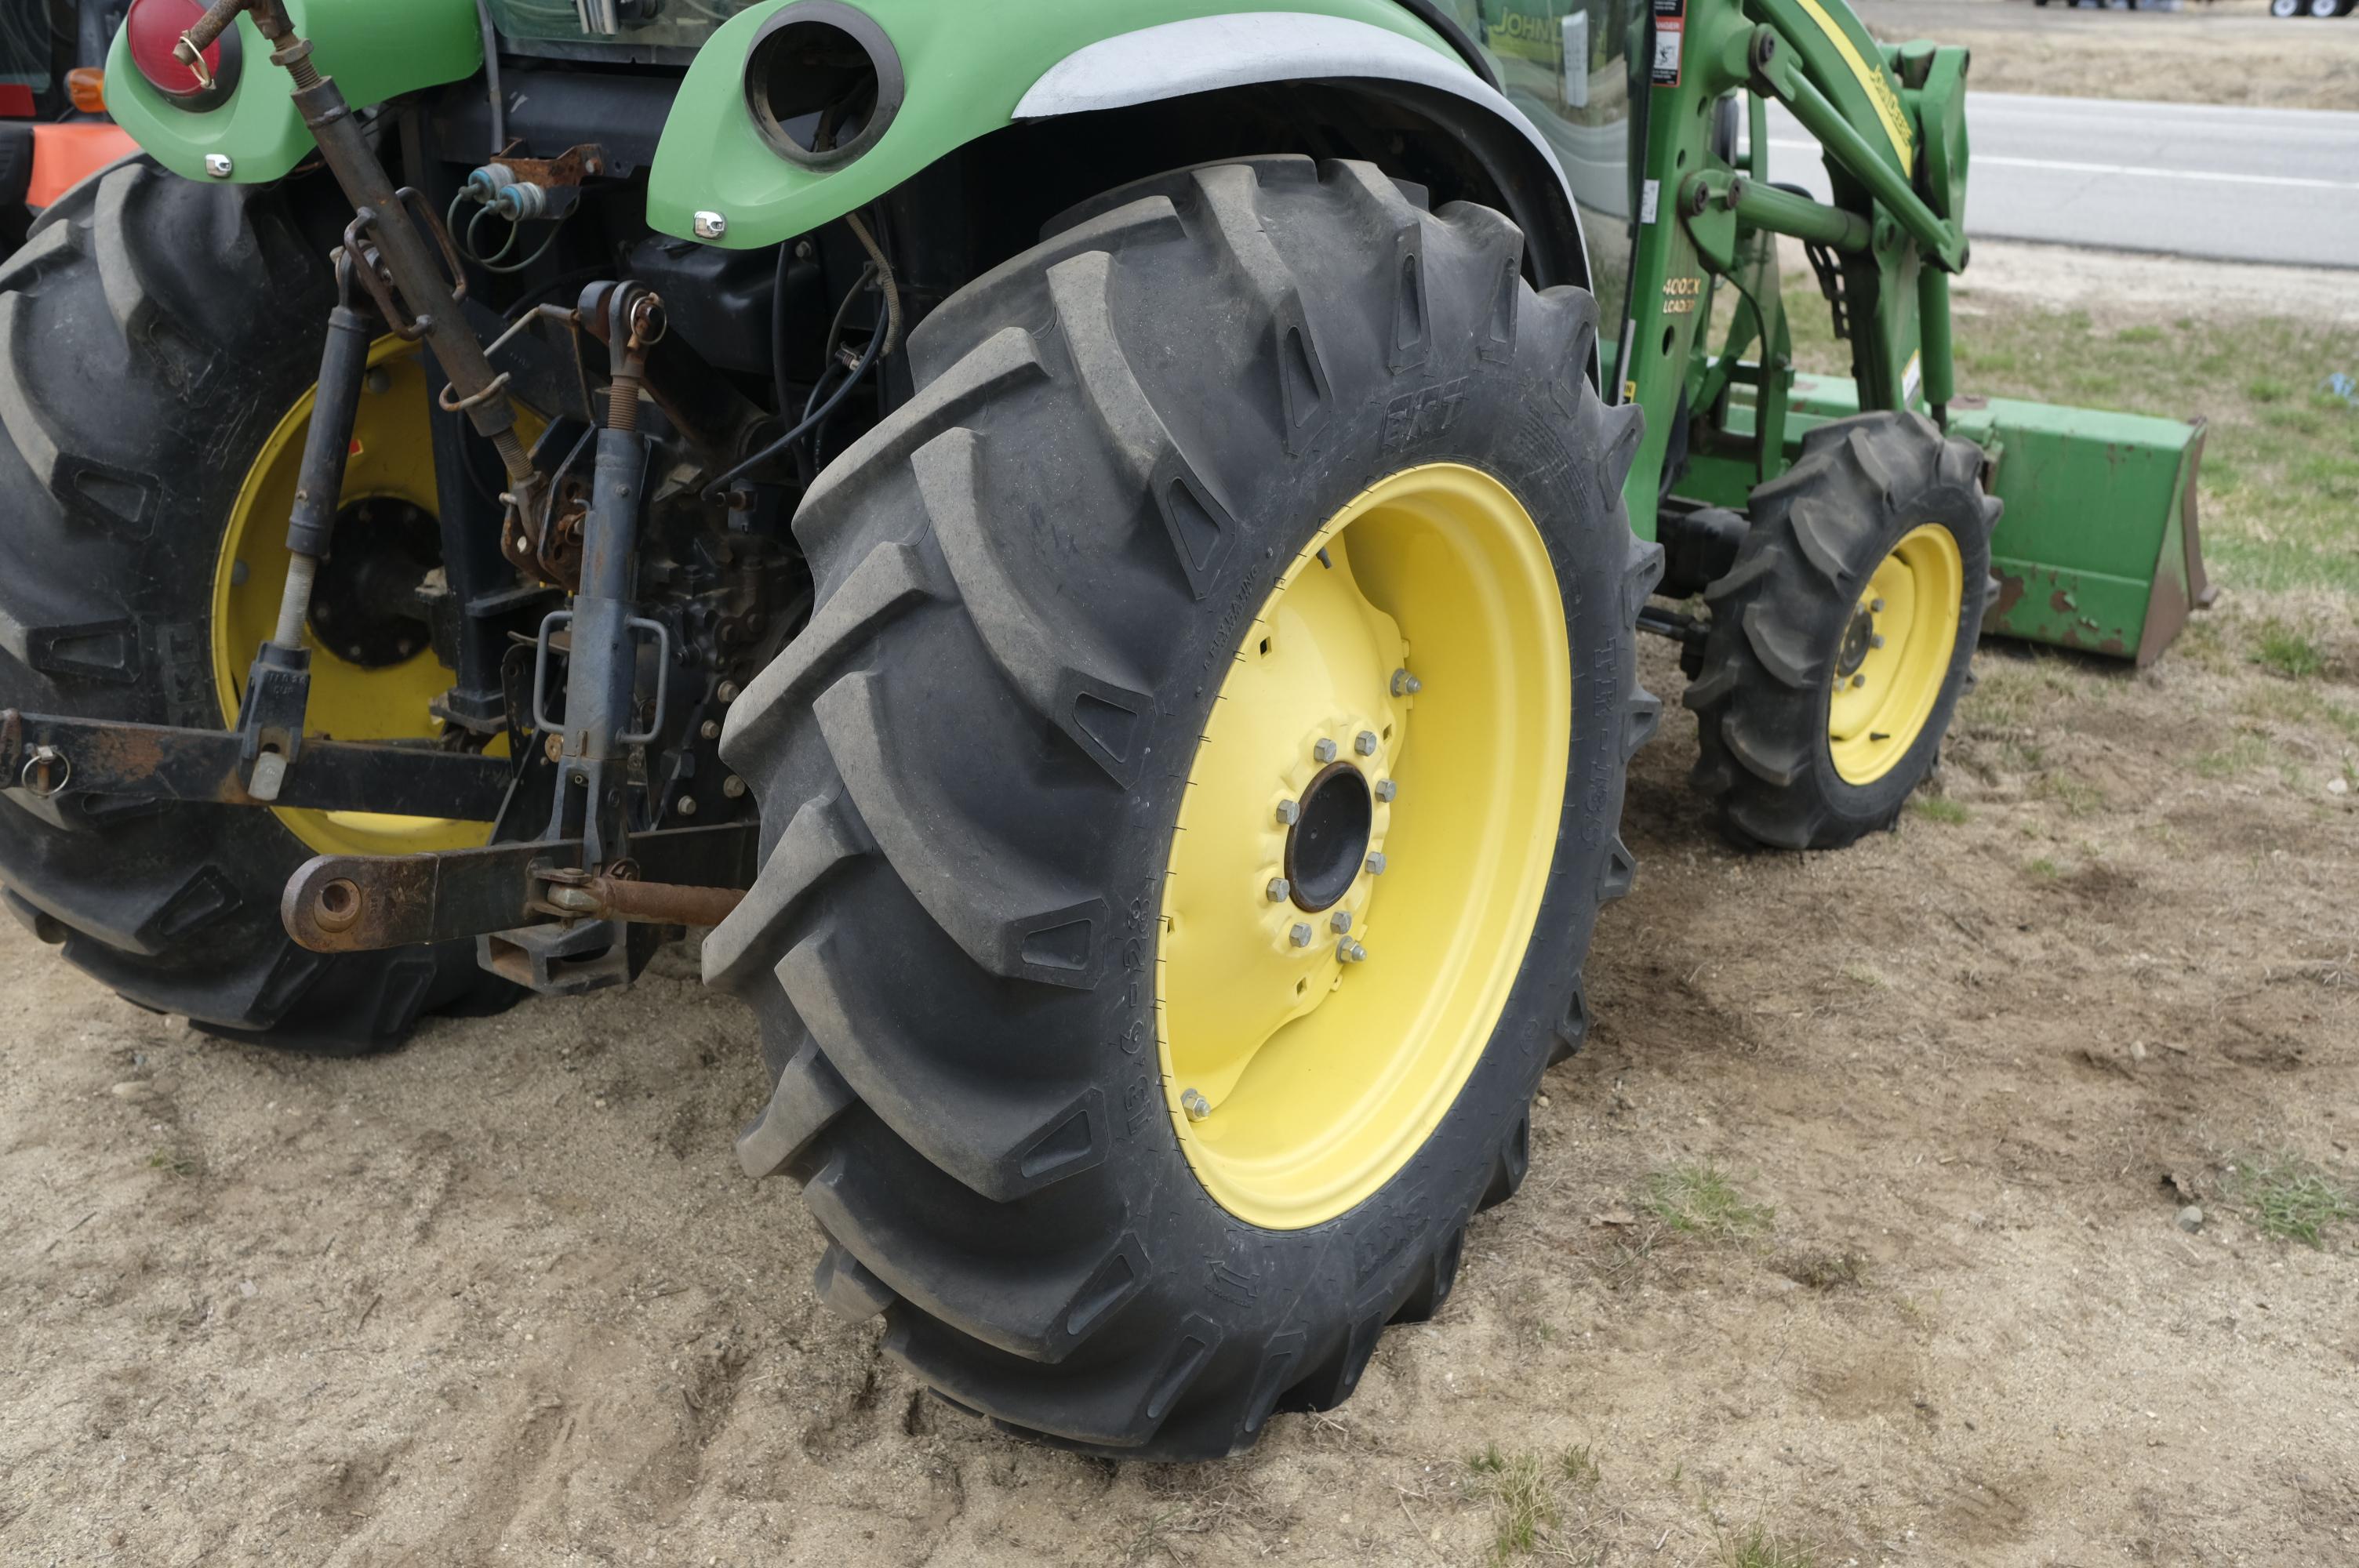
[649,1,1589,292]
[104,0,482,185]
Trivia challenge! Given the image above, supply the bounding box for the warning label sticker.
[1652,2,1685,88]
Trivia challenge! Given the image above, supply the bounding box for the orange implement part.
[27,123,141,210]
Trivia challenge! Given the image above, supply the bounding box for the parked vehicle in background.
[0,0,137,252]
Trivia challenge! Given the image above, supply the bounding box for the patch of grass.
[1841,962,1890,990]
[1464,1446,1553,1563]
[1559,1444,1601,1489]
[2195,735,2270,779]
[2116,325,2164,346]
[1910,795,1969,826]
[1722,1524,1817,1568]
[2245,376,2293,404]
[2252,620,2328,681]
[1642,1163,1772,1239]
[146,1147,199,1178]
[2037,772,2107,817]
[2024,856,2063,881]
[2228,1152,2357,1247]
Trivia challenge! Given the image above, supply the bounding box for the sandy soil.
[1853,0,2359,112]
[5,262,2357,1566]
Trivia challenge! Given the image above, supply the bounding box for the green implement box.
[1678,370,2212,666]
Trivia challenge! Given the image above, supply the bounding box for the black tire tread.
[710,157,1654,1457]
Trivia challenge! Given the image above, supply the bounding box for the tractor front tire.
[1685,411,1998,851]
[0,161,507,1052]
[710,157,1656,1457]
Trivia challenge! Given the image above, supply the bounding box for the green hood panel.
[647,0,1457,249]
[107,0,482,185]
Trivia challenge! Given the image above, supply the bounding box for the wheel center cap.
[1285,760,1372,913]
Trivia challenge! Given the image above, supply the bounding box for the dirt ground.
[1852,0,2359,111]
[4,238,2356,1567]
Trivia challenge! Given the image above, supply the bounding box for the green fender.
[646,0,1460,249]
[105,0,482,185]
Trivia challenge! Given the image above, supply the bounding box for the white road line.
[1764,139,2359,192]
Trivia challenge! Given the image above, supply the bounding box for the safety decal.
[1651,2,1685,89]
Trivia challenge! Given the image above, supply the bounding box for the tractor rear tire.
[1685,411,1997,851]
[0,161,507,1053]
[709,157,1656,1458]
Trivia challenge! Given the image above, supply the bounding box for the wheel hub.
[306,497,438,670]
[1285,760,1372,913]
[1158,464,1572,1229]
[1826,523,1965,785]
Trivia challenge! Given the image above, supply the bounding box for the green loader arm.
[1619,0,2206,662]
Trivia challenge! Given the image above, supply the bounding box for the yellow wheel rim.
[1157,463,1571,1231]
[210,336,494,858]
[1826,522,1965,786]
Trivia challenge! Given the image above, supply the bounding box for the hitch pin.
[173,0,264,90]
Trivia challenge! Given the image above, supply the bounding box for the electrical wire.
[704,313,885,501]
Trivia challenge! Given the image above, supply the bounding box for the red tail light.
[125,0,239,111]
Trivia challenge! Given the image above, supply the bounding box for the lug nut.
[1275,799,1300,826]
[717,681,742,702]
[1365,852,1387,876]
[1391,669,1422,696]
[1374,779,1397,803]
[1870,598,1886,612]
[1313,737,1338,763]
[1267,877,1291,903]
[203,153,234,180]
[1289,923,1314,948]
[1870,633,1886,649]
[1354,730,1378,757]
[1329,910,1351,934]
[1181,1088,1211,1122]
[1852,674,1867,688]
[1337,939,1368,964]
[722,775,747,799]
[700,720,721,740]
[678,795,700,816]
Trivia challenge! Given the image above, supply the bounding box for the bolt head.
[1329,910,1351,935]
[1289,923,1313,948]
[1852,674,1867,688]
[700,719,721,741]
[1365,852,1387,876]
[717,681,742,702]
[1181,1088,1211,1122]
[692,209,729,241]
[1275,799,1300,826]
[1312,738,1338,764]
[1354,730,1378,757]
[1338,939,1368,964]
[1870,633,1886,649]
[203,153,234,180]
[1266,877,1290,903]
[1870,597,1886,612]
[722,775,747,800]
[677,795,700,816]
[1374,779,1397,804]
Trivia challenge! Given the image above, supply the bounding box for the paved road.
[1757,93,2359,269]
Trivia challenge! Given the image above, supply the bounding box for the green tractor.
[0,0,2204,1457]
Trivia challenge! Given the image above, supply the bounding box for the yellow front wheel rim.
[1157,463,1572,1231]
[1826,522,1965,786]
[209,336,493,858]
